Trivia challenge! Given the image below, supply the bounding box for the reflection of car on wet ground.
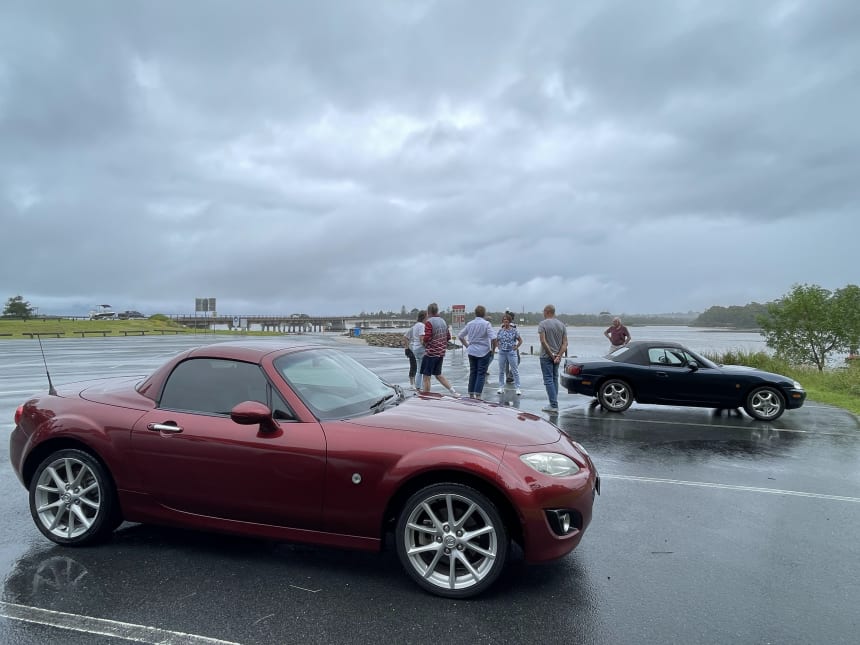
[561,340,806,421]
[10,341,598,598]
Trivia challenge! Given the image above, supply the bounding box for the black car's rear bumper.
[560,374,597,396]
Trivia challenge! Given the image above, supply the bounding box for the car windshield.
[274,348,394,420]
[685,349,719,369]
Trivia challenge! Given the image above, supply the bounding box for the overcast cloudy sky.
[1,1,857,317]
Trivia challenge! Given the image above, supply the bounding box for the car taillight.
[565,364,582,375]
[14,404,24,426]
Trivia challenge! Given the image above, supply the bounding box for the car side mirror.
[231,400,279,433]
[687,360,699,371]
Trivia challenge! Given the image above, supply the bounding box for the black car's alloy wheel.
[396,483,508,598]
[744,386,786,421]
[598,379,633,412]
[29,449,119,546]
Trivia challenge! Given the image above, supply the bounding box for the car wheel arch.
[23,437,118,495]
[739,381,775,400]
[382,469,523,550]
[28,446,124,545]
[596,376,637,401]
[596,374,636,392]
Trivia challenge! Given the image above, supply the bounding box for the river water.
[209,323,852,364]
[513,325,768,359]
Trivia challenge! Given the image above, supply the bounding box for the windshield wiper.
[370,393,395,412]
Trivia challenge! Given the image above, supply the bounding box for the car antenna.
[36,335,58,396]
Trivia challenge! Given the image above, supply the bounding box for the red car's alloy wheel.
[29,449,119,546]
[396,483,508,598]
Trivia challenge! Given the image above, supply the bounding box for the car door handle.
[147,422,183,433]
[655,372,668,378]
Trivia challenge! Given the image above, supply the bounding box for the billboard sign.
[195,298,217,314]
[452,304,466,331]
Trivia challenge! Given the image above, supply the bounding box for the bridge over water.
[168,315,416,333]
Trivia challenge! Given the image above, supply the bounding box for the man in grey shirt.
[537,304,568,413]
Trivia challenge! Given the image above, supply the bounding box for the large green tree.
[758,283,859,371]
[3,295,34,319]
[693,302,769,328]
[834,284,860,355]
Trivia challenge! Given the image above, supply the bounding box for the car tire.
[396,483,508,598]
[29,448,119,546]
[744,386,785,421]
[597,379,633,412]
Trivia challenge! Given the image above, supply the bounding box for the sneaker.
[497,388,504,394]
[541,405,559,413]
[451,389,461,398]
[516,388,522,395]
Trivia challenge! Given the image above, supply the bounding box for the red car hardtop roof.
[184,340,319,361]
[136,341,319,401]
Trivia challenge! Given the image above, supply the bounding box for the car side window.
[160,358,285,416]
[649,349,684,366]
[666,350,687,365]
[680,351,698,365]
[270,389,295,421]
[649,349,667,365]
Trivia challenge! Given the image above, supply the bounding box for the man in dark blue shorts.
[420,302,459,396]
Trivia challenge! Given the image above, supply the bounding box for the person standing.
[504,308,521,382]
[457,305,497,399]
[538,304,567,413]
[604,317,631,352]
[402,310,426,389]
[496,313,523,395]
[420,303,459,396]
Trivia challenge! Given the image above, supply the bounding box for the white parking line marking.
[289,584,321,593]
[602,474,860,503]
[0,601,241,644]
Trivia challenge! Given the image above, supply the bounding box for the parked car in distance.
[117,310,146,320]
[10,341,598,598]
[561,340,806,421]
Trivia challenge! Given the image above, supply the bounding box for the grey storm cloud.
[1,0,858,317]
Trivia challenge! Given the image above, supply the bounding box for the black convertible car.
[560,341,806,421]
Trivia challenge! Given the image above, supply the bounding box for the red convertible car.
[10,341,598,598]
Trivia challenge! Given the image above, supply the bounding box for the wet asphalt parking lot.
[1,334,859,645]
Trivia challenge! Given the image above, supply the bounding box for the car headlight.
[793,381,803,389]
[520,453,581,477]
